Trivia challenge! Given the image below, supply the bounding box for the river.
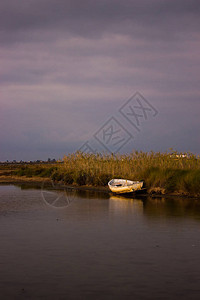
[0,184,200,299]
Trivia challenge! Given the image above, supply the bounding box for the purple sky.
[1,0,200,160]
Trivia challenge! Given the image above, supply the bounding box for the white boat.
[108,179,144,194]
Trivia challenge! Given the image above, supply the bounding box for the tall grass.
[60,151,200,196]
[10,151,200,196]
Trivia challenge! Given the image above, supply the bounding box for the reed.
[60,151,200,196]
[10,151,200,196]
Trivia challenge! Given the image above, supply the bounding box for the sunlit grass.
[60,150,200,196]
[7,150,200,196]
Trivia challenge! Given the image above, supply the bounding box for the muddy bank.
[0,175,109,193]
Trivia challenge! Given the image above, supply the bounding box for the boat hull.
[108,179,143,194]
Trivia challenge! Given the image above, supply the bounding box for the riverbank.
[1,151,200,197]
[0,175,109,193]
[1,175,200,201]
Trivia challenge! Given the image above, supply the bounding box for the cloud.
[0,0,200,160]
[1,0,200,43]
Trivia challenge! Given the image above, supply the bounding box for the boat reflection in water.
[109,195,143,215]
[109,195,200,222]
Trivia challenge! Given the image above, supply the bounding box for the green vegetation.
[12,165,57,178]
[1,151,200,197]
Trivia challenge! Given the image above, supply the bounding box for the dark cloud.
[0,0,200,160]
[1,0,200,43]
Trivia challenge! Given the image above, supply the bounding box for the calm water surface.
[0,185,200,299]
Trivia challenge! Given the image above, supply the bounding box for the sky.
[1,0,200,161]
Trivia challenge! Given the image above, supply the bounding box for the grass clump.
[60,151,200,196]
[12,165,57,178]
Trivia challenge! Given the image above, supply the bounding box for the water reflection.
[71,189,110,199]
[109,195,200,222]
[1,184,200,222]
[109,195,143,215]
[1,185,200,299]
[0,185,45,214]
[109,193,200,221]
[143,197,200,221]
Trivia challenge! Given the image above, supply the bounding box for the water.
[0,185,200,299]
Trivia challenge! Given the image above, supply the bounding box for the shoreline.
[1,175,200,200]
[1,152,199,198]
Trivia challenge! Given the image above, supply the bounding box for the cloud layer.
[1,0,200,160]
